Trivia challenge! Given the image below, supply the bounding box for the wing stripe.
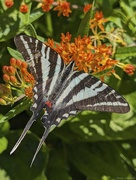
[54,71,129,113]
[47,54,64,96]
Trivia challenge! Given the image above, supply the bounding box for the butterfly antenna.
[30,127,50,167]
[10,115,36,155]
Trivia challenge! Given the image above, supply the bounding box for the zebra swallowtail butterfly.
[10,34,130,166]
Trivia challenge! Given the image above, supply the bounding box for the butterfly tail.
[30,127,50,167]
[10,115,36,155]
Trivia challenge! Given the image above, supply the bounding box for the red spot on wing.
[45,101,52,108]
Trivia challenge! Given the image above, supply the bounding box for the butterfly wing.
[11,35,65,157]
[50,71,130,125]
[14,35,65,115]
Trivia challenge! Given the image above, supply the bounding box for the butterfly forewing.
[15,35,65,112]
[11,34,130,166]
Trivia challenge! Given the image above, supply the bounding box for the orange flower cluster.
[46,32,118,75]
[54,1,72,17]
[1,58,35,105]
[4,0,28,13]
[46,32,135,78]
[90,11,108,32]
[42,0,54,12]
[42,0,72,17]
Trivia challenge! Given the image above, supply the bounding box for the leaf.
[0,99,32,123]
[46,148,72,180]
[0,1,44,41]
[69,142,133,179]
[24,23,38,38]
[0,131,48,180]
[0,169,10,180]
[0,1,32,41]
[30,8,44,24]
[0,137,8,154]
[76,2,94,37]
[0,121,10,136]
[115,46,136,59]
[7,47,24,60]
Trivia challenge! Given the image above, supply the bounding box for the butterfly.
[10,34,130,166]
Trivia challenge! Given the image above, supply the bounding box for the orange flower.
[47,33,118,76]
[83,4,92,13]
[25,86,34,98]
[20,4,29,13]
[4,0,14,8]
[123,64,135,75]
[42,0,54,12]
[54,1,72,17]
[90,11,108,31]
[117,63,135,75]
[2,58,35,101]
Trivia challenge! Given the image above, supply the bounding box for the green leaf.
[76,2,95,37]
[0,137,8,154]
[0,131,48,180]
[69,142,133,179]
[46,148,72,180]
[0,121,10,136]
[0,169,10,180]
[115,46,136,59]
[0,1,32,41]
[7,47,24,60]
[30,8,44,24]
[0,99,32,123]
[23,23,38,38]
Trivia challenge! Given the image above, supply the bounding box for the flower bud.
[2,66,9,74]
[10,76,17,84]
[21,68,27,75]
[8,66,15,75]
[10,58,17,66]
[21,61,28,68]
[3,74,10,82]
[16,60,22,68]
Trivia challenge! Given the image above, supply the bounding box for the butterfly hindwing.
[49,70,129,126]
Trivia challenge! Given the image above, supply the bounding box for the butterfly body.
[10,34,130,166]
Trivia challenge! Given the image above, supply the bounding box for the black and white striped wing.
[11,35,66,161]
[53,71,130,124]
[14,35,65,114]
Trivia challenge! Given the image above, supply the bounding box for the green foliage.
[0,0,136,179]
